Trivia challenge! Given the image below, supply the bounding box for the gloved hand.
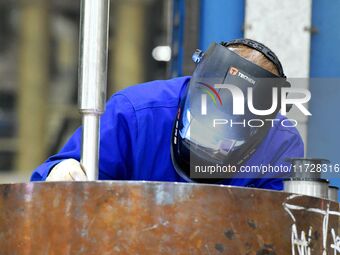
[46,159,87,181]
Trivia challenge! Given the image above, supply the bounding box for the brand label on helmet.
[229,66,256,85]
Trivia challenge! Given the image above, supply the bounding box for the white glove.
[46,159,87,181]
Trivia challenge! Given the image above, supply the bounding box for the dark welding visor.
[171,42,290,182]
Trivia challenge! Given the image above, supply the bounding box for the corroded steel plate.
[0,181,339,254]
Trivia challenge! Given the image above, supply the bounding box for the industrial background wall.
[0,0,170,182]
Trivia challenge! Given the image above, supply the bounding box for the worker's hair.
[226,44,280,76]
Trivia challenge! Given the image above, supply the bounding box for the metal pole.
[78,0,110,180]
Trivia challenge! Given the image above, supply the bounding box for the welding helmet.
[171,39,290,182]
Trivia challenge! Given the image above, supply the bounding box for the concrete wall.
[244,0,312,153]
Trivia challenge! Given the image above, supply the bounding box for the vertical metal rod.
[81,114,100,180]
[78,0,110,180]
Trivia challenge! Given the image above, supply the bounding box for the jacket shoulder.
[274,113,302,138]
[115,76,190,110]
[268,113,304,154]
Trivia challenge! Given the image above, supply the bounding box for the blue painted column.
[308,0,340,193]
[309,1,340,77]
[170,0,185,77]
[170,0,245,76]
[200,0,245,50]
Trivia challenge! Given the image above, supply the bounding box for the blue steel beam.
[200,0,245,50]
[308,0,340,194]
[170,0,245,76]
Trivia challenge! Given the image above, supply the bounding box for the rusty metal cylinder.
[0,182,339,254]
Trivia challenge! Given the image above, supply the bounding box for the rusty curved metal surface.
[0,181,339,254]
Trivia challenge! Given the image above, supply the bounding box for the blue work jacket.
[31,76,304,190]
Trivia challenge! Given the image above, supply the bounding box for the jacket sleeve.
[30,94,137,181]
[256,130,304,190]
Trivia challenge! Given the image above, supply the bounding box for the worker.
[31,39,303,190]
